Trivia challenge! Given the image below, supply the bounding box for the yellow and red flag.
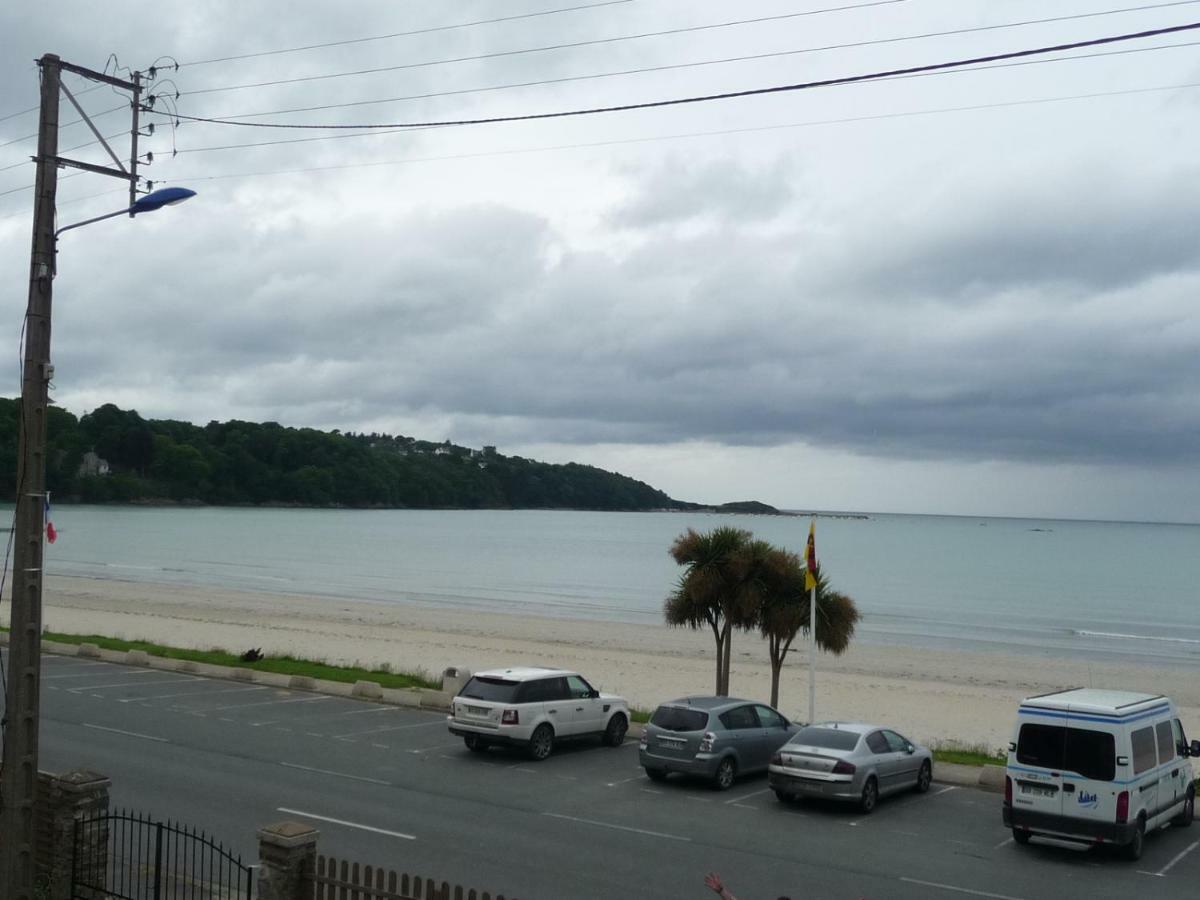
[804,519,816,591]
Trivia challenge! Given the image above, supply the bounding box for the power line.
[182,0,640,67]
[155,80,1200,183]
[0,129,132,174]
[148,21,1200,132]
[182,0,911,96]
[0,104,128,151]
[166,1,1200,124]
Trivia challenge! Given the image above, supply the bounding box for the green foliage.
[928,739,1006,767]
[0,399,686,511]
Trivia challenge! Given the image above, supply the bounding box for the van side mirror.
[1191,739,1200,758]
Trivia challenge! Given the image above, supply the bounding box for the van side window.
[1131,726,1157,775]
[1155,721,1175,766]
[1173,719,1189,757]
[1017,724,1115,781]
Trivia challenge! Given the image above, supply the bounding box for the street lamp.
[0,181,196,899]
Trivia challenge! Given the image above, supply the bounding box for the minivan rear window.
[1017,724,1115,781]
[789,727,860,751]
[459,676,520,702]
[651,706,709,732]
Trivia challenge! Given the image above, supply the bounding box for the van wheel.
[1172,788,1195,828]
[859,776,878,814]
[1124,817,1145,861]
[915,761,932,793]
[711,758,737,791]
[1012,828,1031,846]
[528,724,554,761]
[603,714,628,747]
[463,734,489,753]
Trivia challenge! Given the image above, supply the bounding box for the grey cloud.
[611,156,796,227]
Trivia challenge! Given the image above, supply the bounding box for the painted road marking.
[993,837,1014,849]
[43,666,128,679]
[933,786,958,796]
[900,877,1027,899]
[69,676,195,692]
[725,788,769,805]
[1140,840,1200,877]
[119,685,268,703]
[332,720,446,739]
[83,723,169,743]
[543,812,690,842]
[407,743,465,754]
[206,695,332,712]
[279,763,390,786]
[605,775,643,787]
[278,808,415,840]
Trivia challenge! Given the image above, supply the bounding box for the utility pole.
[0,53,144,900]
[0,53,61,900]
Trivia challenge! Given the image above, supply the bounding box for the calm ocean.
[19,505,1200,668]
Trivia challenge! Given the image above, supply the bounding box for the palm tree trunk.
[768,634,783,708]
[719,621,734,696]
[710,621,726,695]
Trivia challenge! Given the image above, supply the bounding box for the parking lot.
[34,653,1200,900]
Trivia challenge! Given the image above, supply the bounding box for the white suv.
[448,667,630,760]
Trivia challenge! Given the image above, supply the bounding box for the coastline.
[36,573,1200,751]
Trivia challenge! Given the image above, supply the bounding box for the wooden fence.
[314,855,516,900]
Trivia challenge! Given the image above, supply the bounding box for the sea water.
[14,505,1200,667]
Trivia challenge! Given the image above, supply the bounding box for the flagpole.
[808,577,816,724]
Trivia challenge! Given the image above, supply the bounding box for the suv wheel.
[463,734,488,753]
[603,714,628,747]
[711,757,736,791]
[528,724,554,761]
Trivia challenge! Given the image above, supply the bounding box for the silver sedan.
[768,722,933,813]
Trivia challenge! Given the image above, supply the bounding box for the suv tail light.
[831,759,857,775]
[1116,790,1129,823]
[698,731,717,752]
[501,709,519,725]
[1004,776,1012,807]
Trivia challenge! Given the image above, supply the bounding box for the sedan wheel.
[712,758,737,791]
[915,760,932,793]
[859,777,878,814]
[528,724,554,761]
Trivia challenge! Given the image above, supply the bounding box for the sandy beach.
[35,573,1200,752]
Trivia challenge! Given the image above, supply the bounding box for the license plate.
[466,705,489,715]
[1021,784,1055,798]
[658,737,685,747]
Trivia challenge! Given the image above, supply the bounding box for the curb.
[936,761,1005,793]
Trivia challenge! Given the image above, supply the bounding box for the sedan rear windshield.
[651,706,709,732]
[788,727,861,751]
[459,676,520,702]
[1017,724,1115,782]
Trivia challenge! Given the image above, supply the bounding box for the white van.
[1003,688,1198,860]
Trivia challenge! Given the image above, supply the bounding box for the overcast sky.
[2,1,1200,522]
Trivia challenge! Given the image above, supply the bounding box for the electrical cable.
[148,21,1200,132]
[182,0,913,96]
[0,129,132,174]
[157,80,1200,181]
[182,0,643,66]
[0,104,128,151]
[163,1,1200,124]
[0,171,85,200]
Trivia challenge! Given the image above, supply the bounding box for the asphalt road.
[21,654,1200,900]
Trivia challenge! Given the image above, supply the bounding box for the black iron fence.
[72,809,253,900]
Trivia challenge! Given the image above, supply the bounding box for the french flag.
[44,496,57,544]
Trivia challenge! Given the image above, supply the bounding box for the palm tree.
[664,526,760,696]
[757,556,860,708]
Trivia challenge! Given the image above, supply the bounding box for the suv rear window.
[1017,724,1115,781]
[459,676,520,702]
[789,727,860,751]
[651,706,709,732]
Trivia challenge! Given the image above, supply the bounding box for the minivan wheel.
[603,714,628,747]
[915,760,932,793]
[1172,788,1195,828]
[463,734,488,753]
[859,776,878,814]
[644,767,668,782]
[528,724,554,761]
[712,758,737,791]
[1124,817,1145,861]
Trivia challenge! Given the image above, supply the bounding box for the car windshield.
[788,727,861,751]
[650,706,709,732]
[459,676,520,702]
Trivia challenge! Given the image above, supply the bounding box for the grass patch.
[629,705,653,724]
[38,630,439,691]
[929,739,1006,768]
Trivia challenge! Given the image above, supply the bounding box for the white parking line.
[899,877,1027,900]
[1143,840,1199,877]
[205,695,332,712]
[83,723,169,744]
[69,677,196,692]
[605,775,643,788]
[279,762,390,786]
[994,837,1014,849]
[543,812,690,842]
[933,786,958,797]
[119,686,268,703]
[277,807,415,840]
[331,720,446,739]
[725,788,770,805]
[43,665,127,679]
[406,743,464,754]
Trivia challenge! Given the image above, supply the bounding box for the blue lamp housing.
[131,186,197,213]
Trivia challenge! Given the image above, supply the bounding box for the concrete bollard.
[441,665,472,696]
[77,643,101,658]
[125,649,150,666]
[288,675,316,691]
[351,680,383,700]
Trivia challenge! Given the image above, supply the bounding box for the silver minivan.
[638,696,798,790]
